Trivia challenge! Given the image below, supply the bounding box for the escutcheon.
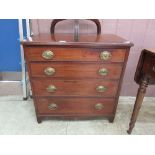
[98,68,108,76]
[95,103,104,110]
[42,50,54,59]
[100,51,112,60]
[96,85,107,93]
[48,103,58,110]
[47,85,57,92]
[44,67,55,76]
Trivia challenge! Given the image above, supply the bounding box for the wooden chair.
[127,49,155,134]
[50,19,101,42]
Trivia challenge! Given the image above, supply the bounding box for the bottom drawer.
[35,98,115,116]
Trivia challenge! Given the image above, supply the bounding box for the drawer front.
[32,79,119,97]
[30,63,123,79]
[36,98,115,115]
[25,47,126,62]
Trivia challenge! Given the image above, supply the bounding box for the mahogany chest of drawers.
[22,34,133,123]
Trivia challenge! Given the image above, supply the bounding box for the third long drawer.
[32,79,119,97]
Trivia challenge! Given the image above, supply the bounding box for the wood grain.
[23,32,132,122]
[36,97,115,115]
[30,62,123,79]
[24,46,127,62]
[32,79,119,97]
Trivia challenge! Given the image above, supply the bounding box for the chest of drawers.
[22,34,133,123]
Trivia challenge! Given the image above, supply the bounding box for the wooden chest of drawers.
[22,34,133,123]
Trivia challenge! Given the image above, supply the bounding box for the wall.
[31,19,155,96]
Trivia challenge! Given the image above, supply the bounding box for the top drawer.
[24,47,126,62]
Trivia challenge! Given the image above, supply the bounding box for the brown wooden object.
[127,49,155,134]
[21,20,133,123]
[50,19,101,35]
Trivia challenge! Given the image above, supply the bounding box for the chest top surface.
[21,33,133,48]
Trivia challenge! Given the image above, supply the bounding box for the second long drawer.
[30,62,123,79]
[32,79,119,97]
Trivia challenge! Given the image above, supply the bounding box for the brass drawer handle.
[44,67,55,76]
[98,68,108,76]
[42,50,54,59]
[95,103,104,110]
[100,51,112,60]
[96,85,107,92]
[47,85,57,92]
[48,103,58,110]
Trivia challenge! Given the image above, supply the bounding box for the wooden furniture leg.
[37,116,42,124]
[127,77,149,134]
[109,116,115,123]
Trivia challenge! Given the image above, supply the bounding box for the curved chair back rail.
[50,19,101,35]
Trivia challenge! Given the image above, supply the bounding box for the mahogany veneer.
[32,79,119,97]
[25,47,126,62]
[30,63,123,79]
[22,33,133,123]
[36,98,115,116]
